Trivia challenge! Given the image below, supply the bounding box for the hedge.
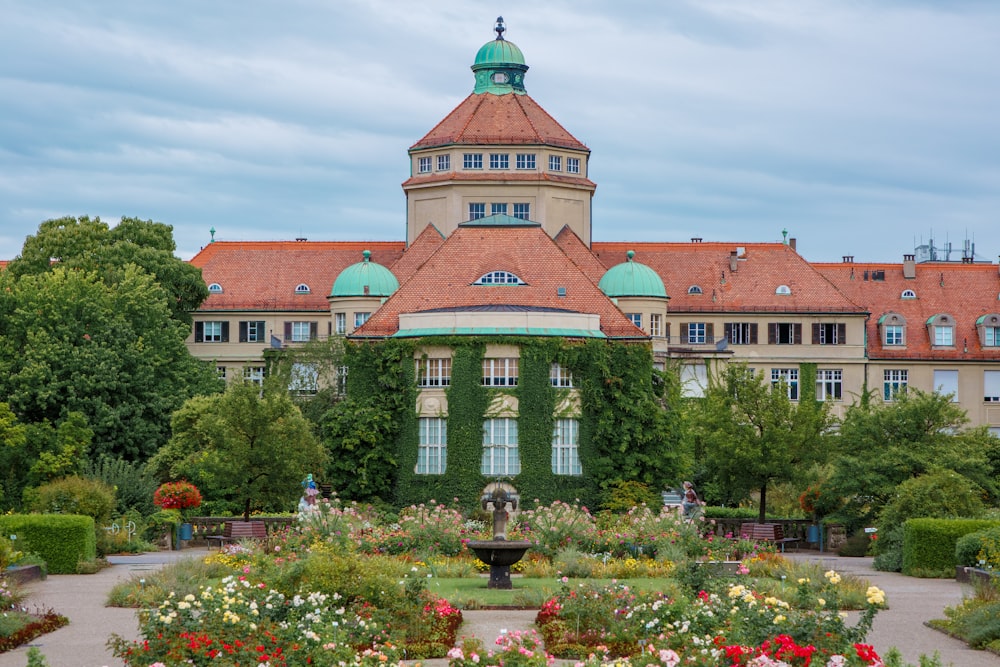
[902,518,1000,576]
[0,514,97,574]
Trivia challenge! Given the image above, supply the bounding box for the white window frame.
[986,327,1000,347]
[771,368,799,400]
[551,419,582,476]
[512,203,530,220]
[417,156,432,173]
[416,418,447,475]
[549,155,562,171]
[290,321,312,342]
[567,157,580,174]
[203,321,224,343]
[884,369,908,401]
[816,369,842,402]
[688,322,707,344]
[491,202,508,216]
[984,370,1000,403]
[516,153,536,170]
[884,325,904,346]
[468,202,486,220]
[335,313,346,335]
[475,271,523,285]
[550,363,573,388]
[482,418,519,476]
[627,313,642,328]
[933,369,959,402]
[437,154,450,171]
[354,312,370,328]
[463,153,482,169]
[489,153,509,169]
[650,313,662,337]
[483,358,518,386]
[416,358,452,387]
[728,322,754,345]
[244,365,265,386]
[934,325,954,346]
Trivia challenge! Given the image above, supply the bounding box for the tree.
[8,215,208,325]
[0,266,219,461]
[693,363,831,523]
[152,382,327,521]
[824,389,997,529]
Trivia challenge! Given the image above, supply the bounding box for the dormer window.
[207,283,223,294]
[977,314,1000,347]
[879,312,906,346]
[475,271,524,285]
[901,289,917,299]
[294,283,311,295]
[927,313,955,347]
[776,285,792,295]
[687,285,703,295]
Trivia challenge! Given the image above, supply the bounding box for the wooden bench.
[205,521,268,549]
[740,522,800,552]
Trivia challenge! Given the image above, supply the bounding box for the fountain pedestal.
[466,482,531,589]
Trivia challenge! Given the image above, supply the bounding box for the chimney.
[691,237,703,243]
[789,237,797,251]
[842,256,854,263]
[903,254,916,279]
[729,250,738,273]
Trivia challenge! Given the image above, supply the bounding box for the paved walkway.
[2,550,998,666]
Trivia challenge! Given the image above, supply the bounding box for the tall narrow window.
[771,368,799,400]
[416,418,447,475]
[552,419,581,475]
[884,369,908,401]
[335,313,346,335]
[482,418,519,476]
[650,314,662,337]
[816,369,842,401]
[437,154,450,171]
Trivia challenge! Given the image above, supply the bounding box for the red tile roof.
[554,226,607,283]
[355,224,644,338]
[391,224,445,284]
[190,241,405,311]
[591,242,865,314]
[815,261,1000,359]
[410,93,589,151]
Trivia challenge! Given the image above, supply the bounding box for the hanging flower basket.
[153,481,203,510]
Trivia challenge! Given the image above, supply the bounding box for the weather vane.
[494,16,505,40]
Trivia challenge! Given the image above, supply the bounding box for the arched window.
[687,285,703,295]
[208,283,223,294]
[294,283,311,294]
[775,285,792,295]
[901,289,916,299]
[475,271,524,285]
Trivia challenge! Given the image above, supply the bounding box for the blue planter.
[177,522,193,541]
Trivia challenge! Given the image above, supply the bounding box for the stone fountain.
[465,482,532,589]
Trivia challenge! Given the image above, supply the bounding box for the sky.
[1,1,999,263]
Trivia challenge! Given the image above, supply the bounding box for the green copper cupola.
[472,17,528,95]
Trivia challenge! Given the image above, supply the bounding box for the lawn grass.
[425,576,673,609]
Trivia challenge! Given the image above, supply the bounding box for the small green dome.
[598,250,667,299]
[474,37,525,67]
[331,250,399,298]
[471,17,528,95]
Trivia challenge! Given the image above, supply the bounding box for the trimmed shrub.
[956,526,1000,569]
[26,476,116,526]
[902,518,1000,577]
[0,514,97,574]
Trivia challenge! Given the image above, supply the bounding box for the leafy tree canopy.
[152,381,327,520]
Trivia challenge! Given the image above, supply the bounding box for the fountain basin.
[466,540,532,589]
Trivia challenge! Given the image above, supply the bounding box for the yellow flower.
[866,586,885,606]
[773,615,786,624]
[817,598,826,607]
[797,577,810,584]
[824,570,841,585]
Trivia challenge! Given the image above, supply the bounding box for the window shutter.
[724,323,733,343]
[749,323,758,344]
[239,321,248,343]
[705,323,714,342]
[194,322,204,343]
[284,322,292,342]
[812,323,821,344]
[768,323,777,345]
[221,321,230,343]
[664,323,671,341]
[793,323,802,345]
[680,323,689,344]
[837,323,846,345]
[310,322,319,339]
[327,321,332,336]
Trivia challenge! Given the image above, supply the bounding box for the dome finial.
[362,249,371,262]
[494,16,505,40]
[626,250,635,261]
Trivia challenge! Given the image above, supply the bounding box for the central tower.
[403,18,596,246]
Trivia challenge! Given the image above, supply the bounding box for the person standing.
[681,481,701,519]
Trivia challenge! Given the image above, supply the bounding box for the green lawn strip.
[425,577,670,608]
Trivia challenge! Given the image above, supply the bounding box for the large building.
[187,20,1000,495]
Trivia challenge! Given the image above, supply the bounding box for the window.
[928,314,955,347]
[482,418,519,476]
[294,283,310,295]
[416,418,447,475]
[771,368,799,400]
[491,202,508,216]
[725,322,758,345]
[985,371,1000,402]
[681,364,708,398]
[418,157,432,173]
[883,369,908,401]
[489,153,509,169]
[468,203,486,220]
[516,153,536,169]
[336,365,348,395]
[684,322,708,344]
[475,270,524,285]
[239,320,266,343]
[244,365,265,386]
[934,325,954,347]
[416,357,451,387]
[437,154,450,171]
[549,155,562,171]
[216,366,227,380]
[463,153,482,169]
[354,312,370,328]
[775,285,792,295]
[816,369,842,401]
[552,419,582,476]
[285,321,317,342]
[194,321,229,343]
[567,157,580,174]
[978,315,1000,347]
[768,323,802,345]
[687,285,703,295]
[550,363,573,388]
[626,313,642,328]
[483,358,518,386]
[289,363,318,395]
[901,289,917,299]
[650,314,662,337]
[335,313,346,335]
[813,323,846,345]
[986,326,1000,347]
[884,325,904,346]
[208,282,223,294]
[933,369,959,402]
[512,203,530,220]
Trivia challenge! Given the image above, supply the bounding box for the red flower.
[153,481,202,510]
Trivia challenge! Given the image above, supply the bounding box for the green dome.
[331,250,399,298]
[471,17,528,94]
[598,250,668,299]
[474,38,525,67]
